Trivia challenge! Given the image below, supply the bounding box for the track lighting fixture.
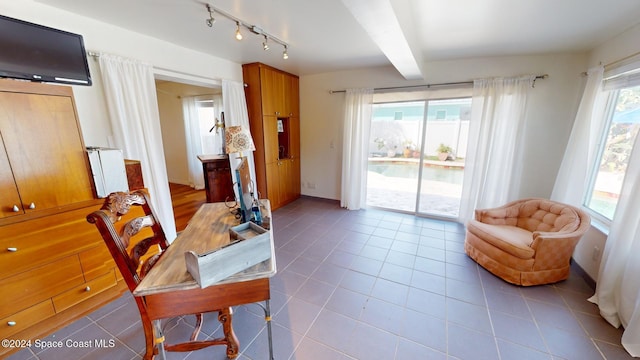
[204,3,289,60]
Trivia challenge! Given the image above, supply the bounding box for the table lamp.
[225,125,256,158]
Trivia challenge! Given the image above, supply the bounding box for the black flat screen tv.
[0,15,92,86]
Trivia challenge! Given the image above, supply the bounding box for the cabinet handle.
[275,111,280,116]
[7,321,16,326]
[7,247,17,252]
[28,202,36,209]
[85,286,91,292]
[12,205,20,212]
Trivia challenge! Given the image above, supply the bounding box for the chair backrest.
[86,190,170,292]
[515,198,582,233]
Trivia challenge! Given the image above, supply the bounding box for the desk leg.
[265,300,274,360]
[154,320,167,360]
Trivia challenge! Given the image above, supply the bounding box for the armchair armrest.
[474,200,524,225]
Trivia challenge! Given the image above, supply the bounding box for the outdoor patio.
[366,157,463,218]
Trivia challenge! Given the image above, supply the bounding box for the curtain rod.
[328,74,548,94]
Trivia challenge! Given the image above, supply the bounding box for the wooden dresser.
[242,63,301,210]
[198,154,235,203]
[0,79,130,357]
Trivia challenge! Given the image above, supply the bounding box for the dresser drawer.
[0,206,104,279]
[52,270,117,313]
[0,300,55,339]
[79,245,117,281]
[0,256,84,319]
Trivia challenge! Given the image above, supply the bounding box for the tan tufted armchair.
[464,198,591,286]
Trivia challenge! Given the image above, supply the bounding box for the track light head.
[205,4,216,27]
[235,22,243,40]
[262,35,269,51]
[283,46,289,60]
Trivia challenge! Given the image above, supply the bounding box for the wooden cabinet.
[243,63,301,210]
[199,154,235,203]
[0,79,129,358]
[0,80,94,219]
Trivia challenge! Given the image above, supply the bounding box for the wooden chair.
[86,190,238,359]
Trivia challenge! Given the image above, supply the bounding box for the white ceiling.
[35,0,640,79]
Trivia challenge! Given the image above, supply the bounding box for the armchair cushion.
[464,198,590,286]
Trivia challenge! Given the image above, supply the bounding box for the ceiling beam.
[341,0,424,80]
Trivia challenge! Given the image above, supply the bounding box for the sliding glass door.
[366,96,471,218]
[367,101,424,213]
[417,98,470,217]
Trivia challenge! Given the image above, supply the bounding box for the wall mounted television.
[0,15,92,86]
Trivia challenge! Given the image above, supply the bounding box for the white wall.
[2,1,242,148]
[300,53,588,201]
[572,22,640,281]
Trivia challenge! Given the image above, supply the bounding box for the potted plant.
[437,143,453,161]
[402,139,414,158]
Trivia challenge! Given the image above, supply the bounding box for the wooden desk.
[133,202,276,359]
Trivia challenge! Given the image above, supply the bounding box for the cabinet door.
[263,116,280,163]
[260,67,285,116]
[280,158,300,204]
[289,117,300,159]
[0,139,22,218]
[291,157,301,199]
[284,75,300,117]
[266,162,282,209]
[0,92,94,212]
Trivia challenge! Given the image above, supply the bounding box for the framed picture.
[277,119,284,133]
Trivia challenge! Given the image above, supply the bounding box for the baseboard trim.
[571,258,596,290]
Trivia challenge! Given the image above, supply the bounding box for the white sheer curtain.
[340,88,374,210]
[222,80,257,196]
[98,54,177,241]
[589,57,640,357]
[458,76,535,223]
[182,96,205,190]
[590,132,640,356]
[551,66,606,205]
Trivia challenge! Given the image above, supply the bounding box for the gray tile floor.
[7,197,633,359]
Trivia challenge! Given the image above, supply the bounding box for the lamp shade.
[225,125,256,154]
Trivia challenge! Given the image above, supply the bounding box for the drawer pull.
[12,205,20,212]
[29,202,36,209]
[7,321,16,326]
[7,247,17,252]
[85,286,91,292]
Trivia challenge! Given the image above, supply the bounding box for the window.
[194,96,223,154]
[585,85,640,220]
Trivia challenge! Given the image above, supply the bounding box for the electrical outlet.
[592,246,601,261]
[307,182,316,189]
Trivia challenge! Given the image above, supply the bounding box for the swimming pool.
[368,161,464,184]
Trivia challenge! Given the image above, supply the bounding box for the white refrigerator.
[86,147,129,198]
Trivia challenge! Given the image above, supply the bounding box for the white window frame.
[583,77,640,226]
